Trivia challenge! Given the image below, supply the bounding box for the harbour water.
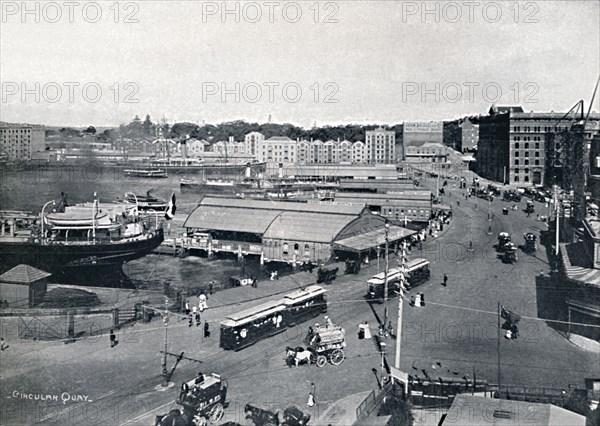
[0,164,260,291]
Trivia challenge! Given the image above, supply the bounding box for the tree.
[83,126,96,135]
[142,115,155,137]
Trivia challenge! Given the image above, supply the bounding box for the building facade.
[477,105,600,185]
[0,122,46,161]
[403,122,444,155]
[365,127,396,164]
[258,136,297,163]
[404,142,448,163]
[244,131,264,158]
[459,118,479,153]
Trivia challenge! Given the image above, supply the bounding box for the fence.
[355,381,394,421]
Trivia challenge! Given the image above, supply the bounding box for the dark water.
[0,164,258,290]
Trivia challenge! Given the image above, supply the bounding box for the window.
[514,151,519,157]
[524,143,529,149]
[525,152,529,157]
[535,142,540,149]
[535,151,539,157]
[514,176,520,182]
[514,143,520,149]
[514,168,519,174]
[524,159,529,165]
[535,160,539,165]
[524,175,529,182]
[515,159,519,165]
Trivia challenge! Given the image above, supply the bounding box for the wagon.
[304,317,346,367]
[155,373,228,426]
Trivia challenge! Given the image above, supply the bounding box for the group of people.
[184,295,210,337]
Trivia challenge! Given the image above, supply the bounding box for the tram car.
[366,258,430,302]
[155,373,227,426]
[220,285,327,351]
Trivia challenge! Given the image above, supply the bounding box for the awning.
[560,243,600,288]
[333,226,416,252]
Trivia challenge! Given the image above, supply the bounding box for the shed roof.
[445,395,585,426]
[183,206,281,233]
[334,226,416,252]
[335,191,431,201]
[263,211,358,243]
[0,264,51,284]
[200,196,364,215]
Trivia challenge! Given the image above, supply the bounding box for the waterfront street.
[0,175,598,426]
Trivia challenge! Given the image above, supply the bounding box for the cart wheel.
[329,349,345,366]
[192,415,208,426]
[316,355,327,368]
[208,403,224,423]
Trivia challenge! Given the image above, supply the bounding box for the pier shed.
[0,264,50,308]
[183,197,414,264]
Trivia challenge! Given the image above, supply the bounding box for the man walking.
[204,321,210,338]
[443,274,448,287]
[109,329,118,348]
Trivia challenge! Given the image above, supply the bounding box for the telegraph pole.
[162,296,169,386]
[383,224,390,335]
[395,242,407,369]
[554,185,560,256]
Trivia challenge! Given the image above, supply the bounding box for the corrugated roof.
[263,211,358,243]
[200,197,364,215]
[183,206,281,233]
[336,191,431,201]
[334,226,416,251]
[335,197,432,208]
[0,264,51,284]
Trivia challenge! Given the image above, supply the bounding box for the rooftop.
[444,395,586,426]
[0,264,51,284]
[263,211,360,243]
[199,196,365,215]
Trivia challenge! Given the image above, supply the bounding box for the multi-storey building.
[477,105,600,185]
[365,127,395,164]
[0,122,45,161]
[258,136,297,163]
[213,137,245,157]
[403,122,443,157]
[404,142,448,163]
[459,118,479,153]
[244,131,264,157]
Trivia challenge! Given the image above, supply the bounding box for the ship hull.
[0,230,164,286]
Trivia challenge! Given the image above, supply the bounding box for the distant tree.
[142,115,155,137]
[83,126,96,135]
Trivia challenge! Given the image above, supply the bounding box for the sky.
[1,0,599,128]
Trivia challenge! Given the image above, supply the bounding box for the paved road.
[1,177,598,425]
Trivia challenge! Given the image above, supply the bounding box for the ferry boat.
[0,194,164,283]
[180,177,263,194]
[123,169,168,178]
[116,190,170,214]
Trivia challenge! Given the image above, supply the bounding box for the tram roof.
[221,299,286,327]
[283,285,327,304]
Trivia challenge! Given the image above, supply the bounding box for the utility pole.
[162,296,169,386]
[383,224,390,335]
[497,302,501,391]
[395,242,407,369]
[554,185,560,256]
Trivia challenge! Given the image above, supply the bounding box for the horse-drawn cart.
[286,317,346,368]
[155,373,228,426]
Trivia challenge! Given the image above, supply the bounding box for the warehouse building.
[183,197,414,264]
[333,191,432,224]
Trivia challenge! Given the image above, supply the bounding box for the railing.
[356,381,394,420]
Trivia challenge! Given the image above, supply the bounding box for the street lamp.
[92,192,98,242]
[40,200,55,243]
[383,223,390,335]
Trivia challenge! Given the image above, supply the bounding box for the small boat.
[123,169,168,178]
[117,190,170,213]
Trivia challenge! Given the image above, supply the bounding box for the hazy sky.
[1,0,599,127]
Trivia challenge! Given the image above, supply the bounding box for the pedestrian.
[251,276,257,288]
[209,281,214,295]
[443,274,448,287]
[308,383,316,407]
[195,311,201,327]
[109,329,118,348]
[204,321,210,338]
[0,337,9,351]
[185,301,190,316]
[387,321,394,337]
[420,292,425,307]
[188,315,193,327]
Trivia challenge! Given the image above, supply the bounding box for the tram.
[366,258,431,302]
[219,285,327,351]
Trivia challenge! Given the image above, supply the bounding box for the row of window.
[0,129,32,133]
[513,142,540,149]
[515,159,540,166]
[514,151,540,158]
[513,137,541,143]
[513,125,568,133]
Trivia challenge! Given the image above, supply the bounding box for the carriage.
[286,317,346,368]
[502,243,518,263]
[344,259,361,275]
[155,373,228,426]
[317,267,339,284]
[497,232,512,252]
[244,404,311,426]
[525,200,535,214]
[523,233,537,252]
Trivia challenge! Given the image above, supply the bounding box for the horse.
[155,409,190,426]
[244,403,280,426]
[286,346,314,367]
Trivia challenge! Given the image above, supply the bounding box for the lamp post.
[395,243,407,369]
[40,200,56,243]
[92,192,98,242]
[162,296,169,386]
[383,223,390,335]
